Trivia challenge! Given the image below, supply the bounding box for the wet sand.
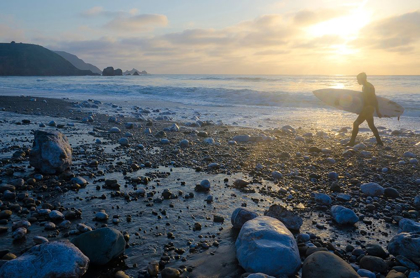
[0,95,419,277]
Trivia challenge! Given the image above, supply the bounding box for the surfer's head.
[357,72,367,85]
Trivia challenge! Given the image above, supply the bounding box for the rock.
[309,146,322,153]
[328,172,338,180]
[71,176,88,186]
[204,138,215,144]
[115,270,130,278]
[359,255,388,273]
[235,216,300,277]
[119,138,129,146]
[195,179,210,192]
[95,210,109,221]
[414,196,420,209]
[408,272,419,278]
[179,139,189,148]
[396,255,419,270]
[337,193,351,202]
[331,205,359,225]
[302,251,359,278]
[366,243,387,258]
[33,236,49,244]
[0,184,15,193]
[353,143,367,150]
[161,267,181,278]
[0,241,89,278]
[109,127,121,133]
[358,269,376,278]
[388,232,420,261]
[313,193,332,205]
[169,123,180,132]
[403,152,416,158]
[233,179,250,188]
[77,223,93,233]
[399,219,420,233]
[247,274,276,278]
[29,130,72,174]
[71,227,126,265]
[410,158,418,164]
[361,182,384,197]
[0,210,12,220]
[12,227,27,240]
[232,135,250,143]
[385,188,400,198]
[231,208,258,229]
[264,204,303,231]
[386,270,408,278]
[272,171,283,179]
[103,66,115,76]
[49,210,65,221]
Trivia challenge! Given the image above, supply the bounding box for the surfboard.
[313,88,404,118]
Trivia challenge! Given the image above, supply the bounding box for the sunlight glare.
[308,9,370,39]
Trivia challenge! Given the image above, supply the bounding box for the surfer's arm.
[372,88,382,118]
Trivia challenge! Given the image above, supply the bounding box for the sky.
[1,0,419,75]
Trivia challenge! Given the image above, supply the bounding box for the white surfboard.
[313,88,404,118]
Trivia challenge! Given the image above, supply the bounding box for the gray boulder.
[231,208,258,229]
[71,227,125,265]
[360,182,384,196]
[302,251,359,278]
[0,241,89,278]
[29,130,72,174]
[235,216,300,277]
[399,219,420,233]
[331,205,359,225]
[388,232,420,261]
[232,135,250,143]
[264,204,303,231]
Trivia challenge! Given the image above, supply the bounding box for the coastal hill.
[54,51,101,74]
[0,42,95,76]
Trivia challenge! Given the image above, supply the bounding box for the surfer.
[347,72,384,146]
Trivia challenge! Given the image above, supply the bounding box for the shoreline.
[0,95,419,277]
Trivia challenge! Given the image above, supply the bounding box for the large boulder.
[360,182,384,196]
[388,232,420,261]
[302,251,359,278]
[399,219,420,233]
[114,68,123,76]
[29,130,72,174]
[264,204,303,231]
[231,208,258,229]
[235,216,300,277]
[71,227,125,265]
[331,205,359,225]
[0,241,89,278]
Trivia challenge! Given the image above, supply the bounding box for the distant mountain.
[0,42,96,76]
[54,51,101,74]
[124,68,148,75]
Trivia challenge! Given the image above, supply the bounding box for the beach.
[0,93,419,277]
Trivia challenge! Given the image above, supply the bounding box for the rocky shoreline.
[0,95,419,278]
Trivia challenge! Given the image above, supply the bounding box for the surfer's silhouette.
[346,72,384,146]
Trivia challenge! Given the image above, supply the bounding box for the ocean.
[1,74,419,132]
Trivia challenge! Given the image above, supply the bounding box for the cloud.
[351,10,420,52]
[105,14,168,31]
[81,6,104,17]
[293,8,348,26]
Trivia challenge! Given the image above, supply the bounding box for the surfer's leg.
[367,117,383,146]
[348,115,365,146]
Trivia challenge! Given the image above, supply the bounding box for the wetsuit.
[349,81,383,146]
